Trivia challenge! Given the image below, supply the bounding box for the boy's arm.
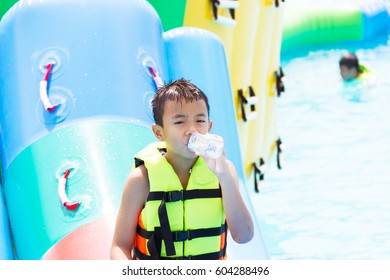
[110,166,149,260]
[203,154,254,244]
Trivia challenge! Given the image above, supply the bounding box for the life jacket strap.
[143,188,224,258]
[137,223,228,242]
[132,246,227,260]
[147,188,222,202]
[146,226,162,259]
[157,195,176,256]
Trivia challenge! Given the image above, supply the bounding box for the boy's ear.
[208,120,213,132]
[152,124,164,141]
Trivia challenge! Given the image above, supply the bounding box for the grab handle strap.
[253,158,266,193]
[148,66,164,90]
[238,87,258,122]
[40,63,58,112]
[275,0,285,8]
[275,67,285,97]
[276,138,283,170]
[211,0,238,27]
[57,168,81,211]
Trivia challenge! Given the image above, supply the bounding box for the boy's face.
[152,98,211,159]
[340,65,358,81]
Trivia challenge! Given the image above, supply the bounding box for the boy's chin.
[184,150,198,159]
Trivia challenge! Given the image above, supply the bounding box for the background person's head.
[339,52,362,81]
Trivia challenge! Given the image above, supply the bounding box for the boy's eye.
[174,121,184,125]
[197,119,206,123]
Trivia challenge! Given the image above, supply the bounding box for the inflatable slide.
[0,0,268,259]
[0,183,14,259]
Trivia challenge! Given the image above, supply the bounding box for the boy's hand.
[199,151,231,180]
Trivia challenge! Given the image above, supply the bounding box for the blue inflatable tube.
[0,184,14,259]
[0,0,166,171]
[0,0,164,259]
[361,5,390,39]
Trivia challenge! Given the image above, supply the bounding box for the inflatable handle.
[275,0,285,8]
[276,138,283,170]
[40,63,58,112]
[57,168,81,211]
[276,0,284,7]
[214,16,236,27]
[246,112,257,122]
[238,87,258,122]
[217,0,239,9]
[253,158,266,193]
[275,67,285,97]
[148,66,164,90]
[247,96,259,106]
[211,0,238,27]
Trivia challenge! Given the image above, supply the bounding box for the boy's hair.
[339,52,361,72]
[151,78,210,126]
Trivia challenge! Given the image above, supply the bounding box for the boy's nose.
[186,129,197,136]
[185,125,198,136]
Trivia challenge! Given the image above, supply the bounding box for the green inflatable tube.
[147,0,187,31]
[282,6,363,53]
[4,121,155,259]
[0,0,18,19]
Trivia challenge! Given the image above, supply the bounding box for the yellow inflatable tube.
[177,0,286,191]
[229,0,261,158]
[183,0,237,65]
[262,3,285,172]
[244,1,275,186]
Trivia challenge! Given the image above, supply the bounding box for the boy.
[110,79,254,260]
[339,52,363,81]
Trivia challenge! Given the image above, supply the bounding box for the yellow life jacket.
[132,142,227,260]
[357,63,375,82]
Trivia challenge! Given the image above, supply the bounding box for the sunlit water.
[251,37,390,259]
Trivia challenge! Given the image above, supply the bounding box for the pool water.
[251,37,390,259]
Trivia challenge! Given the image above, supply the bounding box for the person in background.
[339,52,367,81]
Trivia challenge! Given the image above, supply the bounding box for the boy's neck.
[164,152,197,189]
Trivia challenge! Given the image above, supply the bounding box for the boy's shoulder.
[134,142,166,168]
[124,164,150,199]
[125,142,166,196]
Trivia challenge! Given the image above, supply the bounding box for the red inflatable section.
[43,216,116,260]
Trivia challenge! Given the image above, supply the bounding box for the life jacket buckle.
[166,190,184,202]
[174,230,192,242]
